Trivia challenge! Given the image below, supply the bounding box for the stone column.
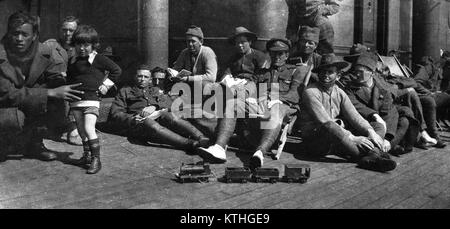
[413,0,441,62]
[138,0,169,68]
[252,0,289,50]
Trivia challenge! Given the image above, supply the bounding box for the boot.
[74,141,92,166]
[149,125,194,150]
[87,156,101,174]
[358,150,397,172]
[86,139,101,174]
[168,117,210,144]
[26,142,58,161]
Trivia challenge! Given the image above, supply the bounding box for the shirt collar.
[88,51,97,64]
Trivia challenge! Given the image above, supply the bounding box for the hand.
[382,140,392,153]
[180,76,189,82]
[350,135,375,152]
[133,115,146,123]
[98,84,109,95]
[47,83,84,102]
[368,129,384,150]
[140,106,156,118]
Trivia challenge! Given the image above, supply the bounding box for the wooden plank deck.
[1,124,450,209]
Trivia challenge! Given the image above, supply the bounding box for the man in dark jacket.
[343,53,419,155]
[0,11,84,162]
[108,65,209,151]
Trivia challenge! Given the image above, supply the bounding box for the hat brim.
[266,38,291,52]
[313,61,350,73]
[343,54,361,62]
[268,47,290,52]
[228,32,257,44]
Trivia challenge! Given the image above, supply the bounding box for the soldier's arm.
[283,68,303,104]
[109,88,136,127]
[303,88,333,124]
[189,48,218,84]
[0,74,48,116]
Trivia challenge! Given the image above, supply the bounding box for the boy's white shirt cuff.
[103,78,115,88]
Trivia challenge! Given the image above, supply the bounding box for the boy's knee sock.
[83,141,90,153]
[88,139,100,157]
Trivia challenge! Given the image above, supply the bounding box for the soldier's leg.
[159,111,209,146]
[143,118,194,150]
[0,108,26,161]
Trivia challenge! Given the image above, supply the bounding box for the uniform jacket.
[344,74,400,138]
[109,85,173,128]
[257,64,305,105]
[0,43,66,117]
[223,48,269,82]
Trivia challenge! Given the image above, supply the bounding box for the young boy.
[67,25,122,174]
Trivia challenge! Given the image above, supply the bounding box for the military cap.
[228,26,257,44]
[298,26,320,44]
[266,38,291,52]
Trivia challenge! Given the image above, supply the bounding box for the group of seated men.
[0,11,449,174]
[108,25,450,173]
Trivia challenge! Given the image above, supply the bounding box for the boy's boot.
[87,139,101,174]
[75,141,92,165]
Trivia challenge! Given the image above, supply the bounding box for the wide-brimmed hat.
[228,26,257,44]
[266,38,291,52]
[354,52,378,72]
[298,26,320,44]
[313,54,350,73]
[186,25,204,40]
[343,44,370,62]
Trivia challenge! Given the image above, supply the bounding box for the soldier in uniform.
[0,11,83,162]
[343,53,419,155]
[289,26,322,87]
[298,54,397,172]
[44,16,82,145]
[198,38,304,169]
[109,65,209,152]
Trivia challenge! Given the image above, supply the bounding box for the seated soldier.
[343,44,444,149]
[221,26,269,90]
[108,65,209,152]
[289,26,322,71]
[414,56,450,128]
[299,54,397,172]
[198,38,304,169]
[343,53,420,155]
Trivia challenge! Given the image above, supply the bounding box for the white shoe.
[198,144,227,163]
[250,150,264,169]
[421,131,437,145]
